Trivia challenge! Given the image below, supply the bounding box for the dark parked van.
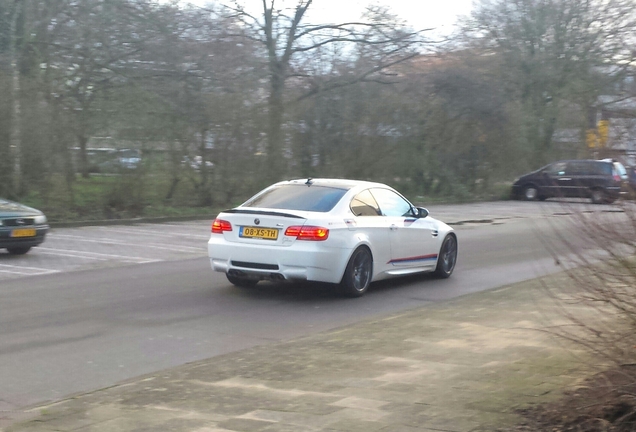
[511,159,628,204]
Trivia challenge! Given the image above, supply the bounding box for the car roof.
[571,159,626,165]
[552,159,608,163]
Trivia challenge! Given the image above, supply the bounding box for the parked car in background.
[511,159,628,204]
[0,199,49,254]
[182,155,213,170]
[208,178,457,297]
[88,148,141,173]
[116,149,142,169]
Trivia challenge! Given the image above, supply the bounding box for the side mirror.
[416,207,429,218]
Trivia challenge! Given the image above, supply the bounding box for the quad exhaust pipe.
[228,269,285,281]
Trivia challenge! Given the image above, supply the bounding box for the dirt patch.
[505,365,636,431]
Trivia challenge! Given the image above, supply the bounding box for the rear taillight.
[212,219,232,233]
[613,174,621,182]
[284,225,329,241]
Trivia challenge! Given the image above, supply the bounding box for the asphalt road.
[0,200,625,412]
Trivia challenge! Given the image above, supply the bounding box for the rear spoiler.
[223,209,305,219]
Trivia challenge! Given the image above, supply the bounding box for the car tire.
[523,185,539,201]
[7,247,31,255]
[434,234,457,278]
[340,247,373,297]
[226,273,258,288]
[590,188,606,204]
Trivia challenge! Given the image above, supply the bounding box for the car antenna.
[305,178,313,186]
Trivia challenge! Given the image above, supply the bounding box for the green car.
[0,199,49,255]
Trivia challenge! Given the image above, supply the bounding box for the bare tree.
[509,200,636,430]
[8,0,21,194]
[220,0,424,182]
[140,4,265,206]
[462,0,636,167]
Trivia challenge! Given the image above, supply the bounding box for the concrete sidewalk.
[2,272,596,432]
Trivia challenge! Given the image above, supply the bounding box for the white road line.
[0,264,60,275]
[36,250,109,261]
[0,269,58,276]
[0,269,36,275]
[36,247,160,264]
[147,245,204,253]
[46,234,203,254]
[94,226,209,240]
[143,222,211,228]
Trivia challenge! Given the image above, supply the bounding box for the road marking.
[36,247,160,264]
[46,234,204,254]
[0,264,60,276]
[95,226,209,240]
[37,250,110,261]
[151,222,211,228]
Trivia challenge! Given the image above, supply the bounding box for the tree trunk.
[266,72,285,183]
[198,129,212,206]
[164,177,180,201]
[77,134,90,178]
[9,0,22,195]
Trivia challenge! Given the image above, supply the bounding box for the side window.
[350,189,381,216]
[544,162,567,176]
[591,162,610,175]
[370,188,414,217]
[566,161,587,175]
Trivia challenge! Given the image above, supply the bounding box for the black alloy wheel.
[340,247,373,297]
[434,235,457,278]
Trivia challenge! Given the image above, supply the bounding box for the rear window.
[243,184,348,212]
[614,162,627,177]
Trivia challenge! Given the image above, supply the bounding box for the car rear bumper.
[208,237,350,284]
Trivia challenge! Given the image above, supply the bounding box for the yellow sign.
[598,120,609,147]
[586,120,610,149]
[586,129,598,149]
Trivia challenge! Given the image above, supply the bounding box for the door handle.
[432,230,438,237]
[390,225,398,231]
[558,178,572,181]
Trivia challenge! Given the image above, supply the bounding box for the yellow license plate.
[240,226,278,240]
[11,228,36,238]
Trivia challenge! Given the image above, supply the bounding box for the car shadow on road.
[220,272,440,303]
[224,280,345,302]
[0,251,30,259]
